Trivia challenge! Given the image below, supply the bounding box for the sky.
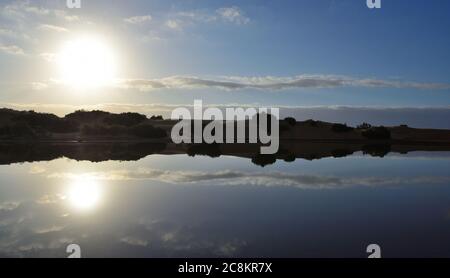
[0,0,449,125]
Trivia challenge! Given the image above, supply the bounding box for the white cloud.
[166,19,182,30]
[2,1,79,22]
[117,75,450,91]
[124,15,152,24]
[53,9,79,22]
[176,11,216,23]
[18,74,450,93]
[38,24,68,33]
[0,43,25,55]
[35,194,61,205]
[31,82,49,91]
[2,1,49,18]
[29,165,46,174]
[46,168,450,189]
[216,6,250,25]
[159,6,250,33]
[39,52,56,62]
[0,28,15,36]
[33,225,65,234]
[0,202,20,212]
[120,236,149,247]
[0,28,25,39]
[0,1,82,60]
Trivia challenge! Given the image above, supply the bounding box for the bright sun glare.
[68,178,102,211]
[57,36,117,89]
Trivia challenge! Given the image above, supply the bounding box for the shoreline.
[1,138,450,146]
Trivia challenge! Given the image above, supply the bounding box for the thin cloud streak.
[37,24,69,33]
[0,43,25,55]
[124,15,152,24]
[118,75,450,91]
[46,168,450,190]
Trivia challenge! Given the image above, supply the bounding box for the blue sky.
[0,0,449,115]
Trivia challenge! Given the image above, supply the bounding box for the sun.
[57,36,117,88]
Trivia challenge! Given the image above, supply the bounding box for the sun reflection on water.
[67,177,103,212]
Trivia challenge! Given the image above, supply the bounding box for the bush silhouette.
[251,154,277,167]
[284,117,297,126]
[11,111,79,133]
[331,148,353,158]
[150,115,164,120]
[305,119,319,127]
[362,144,391,157]
[187,143,222,158]
[357,123,372,130]
[284,154,296,162]
[103,112,147,126]
[332,123,354,133]
[362,126,391,140]
[66,110,110,122]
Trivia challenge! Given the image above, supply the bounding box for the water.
[1,150,450,258]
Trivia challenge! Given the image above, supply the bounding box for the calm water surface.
[1,152,450,258]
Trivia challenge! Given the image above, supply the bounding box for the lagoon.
[1,145,450,258]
